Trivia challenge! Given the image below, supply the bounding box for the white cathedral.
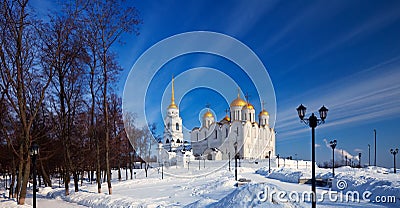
[161,77,276,162]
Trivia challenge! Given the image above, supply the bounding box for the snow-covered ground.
[1,160,399,207]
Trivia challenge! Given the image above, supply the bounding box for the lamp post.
[228,152,231,171]
[30,143,39,208]
[390,148,398,173]
[234,141,238,181]
[368,144,371,166]
[374,129,377,166]
[297,104,328,208]
[358,153,362,168]
[268,151,271,173]
[277,154,280,168]
[345,155,348,166]
[329,140,337,177]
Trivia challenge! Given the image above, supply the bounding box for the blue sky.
[32,0,400,168]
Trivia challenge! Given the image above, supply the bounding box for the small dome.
[220,115,231,123]
[259,109,269,117]
[242,103,254,110]
[203,111,214,118]
[168,103,178,109]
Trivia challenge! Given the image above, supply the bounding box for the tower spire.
[168,76,178,109]
[171,76,175,104]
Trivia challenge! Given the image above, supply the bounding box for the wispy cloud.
[354,148,363,152]
[276,57,400,141]
[323,139,358,160]
[285,4,400,73]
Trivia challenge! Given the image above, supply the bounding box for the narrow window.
[176,123,179,130]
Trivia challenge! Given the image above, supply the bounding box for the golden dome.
[168,103,178,109]
[242,103,254,110]
[230,92,246,107]
[203,111,214,118]
[259,109,269,117]
[221,115,230,122]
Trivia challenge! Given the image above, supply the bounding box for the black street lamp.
[234,141,238,181]
[277,154,280,168]
[390,148,398,173]
[358,153,362,168]
[345,155,348,166]
[329,140,337,177]
[368,144,371,166]
[30,143,39,208]
[268,151,271,173]
[228,152,231,171]
[374,129,377,166]
[297,104,328,208]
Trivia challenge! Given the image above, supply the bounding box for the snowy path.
[0,193,86,208]
[1,162,398,207]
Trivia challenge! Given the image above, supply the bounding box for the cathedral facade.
[190,93,276,160]
[162,78,276,161]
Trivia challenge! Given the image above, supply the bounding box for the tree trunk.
[145,163,148,178]
[15,145,23,200]
[103,63,112,195]
[96,140,101,193]
[118,162,121,181]
[18,154,30,205]
[9,158,16,198]
[40,160,52,187]
[73,171,79,192]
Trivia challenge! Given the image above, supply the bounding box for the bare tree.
[0,0,53,204]
[81,0,141,195]
[41,12,87,195]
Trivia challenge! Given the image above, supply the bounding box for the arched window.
[215,130,217,139]
[166,139,170,143]
[177,139,181,143]
[226,128,228,138]
[176,123,179,130]
[167,123,170,129]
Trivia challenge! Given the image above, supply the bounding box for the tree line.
[0,0,145,205]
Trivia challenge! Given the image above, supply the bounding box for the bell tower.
[163,77,184,151]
